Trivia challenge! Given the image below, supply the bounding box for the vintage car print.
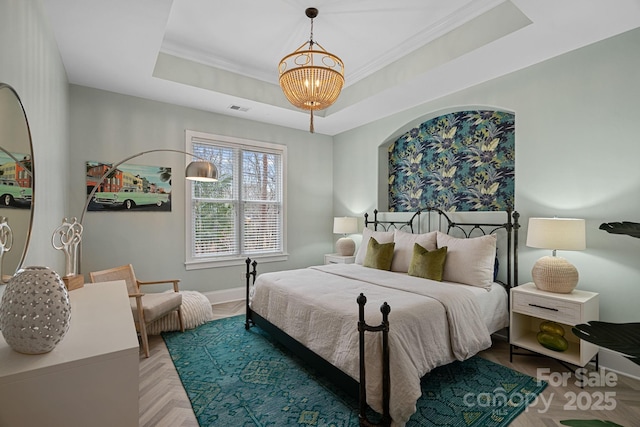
[92,186,169,209]
[0,179,32,207]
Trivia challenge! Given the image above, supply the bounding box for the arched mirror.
[0,83,34,282]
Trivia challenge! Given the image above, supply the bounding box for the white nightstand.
[510,282,599,367]
[324,254,355,265]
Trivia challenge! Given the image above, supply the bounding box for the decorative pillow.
[363,238,395,271]
[436,231,497,289]
[391,230,437,273]
[355,227,394,265]
[408,244,448,281]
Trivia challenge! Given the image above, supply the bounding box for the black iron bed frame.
[245,207,520,427]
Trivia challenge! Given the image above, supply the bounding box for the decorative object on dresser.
[333,216,358,256]
[526,217,586,293]
[0,217,12,280]
[51,216,84,290]
[0,266,71,354]
[510,282,599,368]
[278,7,344,133]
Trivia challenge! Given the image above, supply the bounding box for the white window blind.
[186,131,286,267]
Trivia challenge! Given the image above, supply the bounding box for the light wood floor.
[139,301,640,426]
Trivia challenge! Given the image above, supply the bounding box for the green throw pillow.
[363,238,395,270]
[408,243,448,281]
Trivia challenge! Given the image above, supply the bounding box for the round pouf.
[0,266,71,354]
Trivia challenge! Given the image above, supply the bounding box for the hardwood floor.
[139,300,640,426]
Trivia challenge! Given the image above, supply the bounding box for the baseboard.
[201,287,245,305]
[598,348,640,381]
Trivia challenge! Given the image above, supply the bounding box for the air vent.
[228,105,249,112]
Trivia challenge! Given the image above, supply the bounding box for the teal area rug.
[163,316,546,426]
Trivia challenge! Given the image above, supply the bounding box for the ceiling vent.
[228,105,249,112]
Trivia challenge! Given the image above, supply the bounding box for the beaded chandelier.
[278,8,344,133]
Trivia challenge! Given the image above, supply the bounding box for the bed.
[245,208,520,427]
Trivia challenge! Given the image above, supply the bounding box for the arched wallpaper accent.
[388,110,515,212]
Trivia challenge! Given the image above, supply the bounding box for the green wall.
[69,85,334,293]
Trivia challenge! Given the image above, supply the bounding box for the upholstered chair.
[89,264,184,357]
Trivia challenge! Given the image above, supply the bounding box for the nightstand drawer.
[324,254,355,265]
[512,291,581,325]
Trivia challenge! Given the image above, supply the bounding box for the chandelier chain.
[309,16,314,48]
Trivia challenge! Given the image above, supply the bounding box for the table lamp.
[526,217,586,293]
[333,217,358,256]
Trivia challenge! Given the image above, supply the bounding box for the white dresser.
[0,280,139,427]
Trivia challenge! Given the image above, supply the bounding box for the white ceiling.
[43,0,640,136]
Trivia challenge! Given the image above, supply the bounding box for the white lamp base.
[336,237,355,256]
[532,256,579,293]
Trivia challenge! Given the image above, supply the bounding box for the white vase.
[0,266,71,354]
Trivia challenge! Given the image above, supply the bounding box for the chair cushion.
[130,292,182,323]
[146,291,214,335]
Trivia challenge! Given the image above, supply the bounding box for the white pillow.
[436,231,497,289]
[391,230,437,273]
[355,228,394,265]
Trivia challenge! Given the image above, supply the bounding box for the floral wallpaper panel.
[388,110,515,212]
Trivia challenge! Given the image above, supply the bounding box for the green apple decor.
[537,321,568,352]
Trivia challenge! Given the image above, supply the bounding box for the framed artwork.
[0,151,32,209]
[85,161,172,212]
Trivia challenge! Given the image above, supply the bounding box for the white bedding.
[249,263,509,426]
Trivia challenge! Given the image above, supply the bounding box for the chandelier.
[278,7,344,133]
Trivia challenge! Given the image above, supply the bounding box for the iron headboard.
[364,207,520,289]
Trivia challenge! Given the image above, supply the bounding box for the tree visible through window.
[186,131,286,267]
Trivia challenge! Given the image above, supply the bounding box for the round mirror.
[0,83,34,282]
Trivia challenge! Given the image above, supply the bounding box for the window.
[185,131,287,268]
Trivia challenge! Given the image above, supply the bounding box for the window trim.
[184,130,288,269]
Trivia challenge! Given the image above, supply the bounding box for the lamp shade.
[185,160,218,182]
[526,218,586,251]
[333,217,358,234]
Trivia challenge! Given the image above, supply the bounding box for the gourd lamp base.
[532,255,578,294]
[336,237,355,256]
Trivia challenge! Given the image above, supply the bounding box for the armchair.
[89,264,184,358]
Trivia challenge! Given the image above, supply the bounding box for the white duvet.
[249,263,506,426]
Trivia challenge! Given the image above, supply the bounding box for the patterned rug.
[163,316,546,426]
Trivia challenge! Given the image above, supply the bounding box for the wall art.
[86,161,172,212]
[388,110,515,212]
[0,151,32,209]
